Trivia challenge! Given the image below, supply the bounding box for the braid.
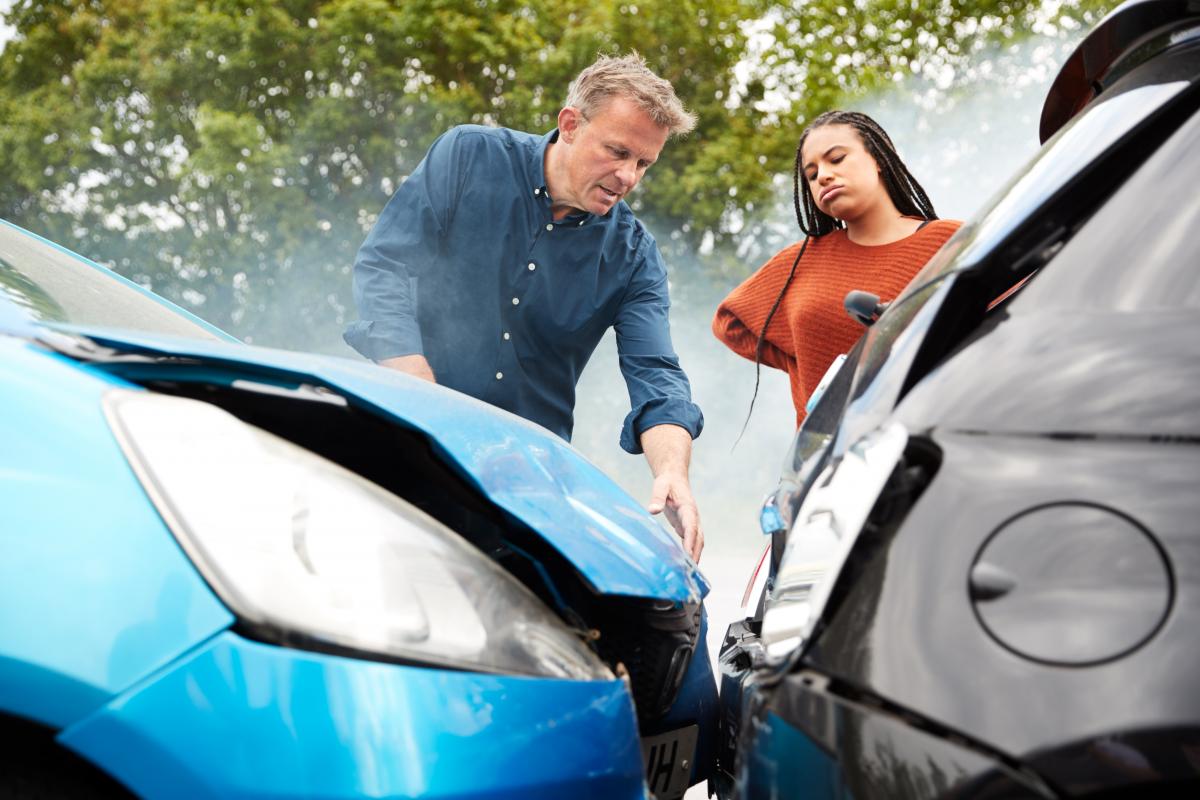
[739,109,937,440]
[736,236,810,446]
[793,110,938,234]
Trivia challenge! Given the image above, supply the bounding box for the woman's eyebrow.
[803,145,846,171]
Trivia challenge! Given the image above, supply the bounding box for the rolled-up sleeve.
[344,128,468,361]
[615,246,704,454]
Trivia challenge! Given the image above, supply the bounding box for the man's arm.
[613,242,705,560]
[379,354,436,382]
[641,423,703,561]
[344,129,471,376]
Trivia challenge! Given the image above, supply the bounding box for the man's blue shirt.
[344,125,703,453]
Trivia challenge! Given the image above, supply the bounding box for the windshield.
[1011,105,1200,314]
[0,222,224,341]
[893,76,1190,305]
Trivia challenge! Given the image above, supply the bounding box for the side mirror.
[844,290,889,327]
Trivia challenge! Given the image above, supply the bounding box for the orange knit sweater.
[712,220,961,427]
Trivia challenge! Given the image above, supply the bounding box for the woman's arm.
[712,297,792,371]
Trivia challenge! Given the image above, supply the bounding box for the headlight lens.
[103,390,611,680]
[760,423,908,661]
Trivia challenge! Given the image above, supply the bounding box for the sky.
[0,1,13,50]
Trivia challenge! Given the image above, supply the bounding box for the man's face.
[554,97,670,216]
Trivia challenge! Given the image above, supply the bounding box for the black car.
[716,0,1200,797]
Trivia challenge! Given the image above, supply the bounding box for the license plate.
[641,724,699,800]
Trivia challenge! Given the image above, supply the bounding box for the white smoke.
[569,33,1088,656]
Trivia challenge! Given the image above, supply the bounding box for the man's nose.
[615,161,638,189]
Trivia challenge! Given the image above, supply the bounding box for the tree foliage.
[0,0,1114,349]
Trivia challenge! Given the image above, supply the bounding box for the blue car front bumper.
[61,631,647,799]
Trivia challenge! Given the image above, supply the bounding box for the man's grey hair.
[565,52,697,136]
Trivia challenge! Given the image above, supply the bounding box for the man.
[345,53,704,561]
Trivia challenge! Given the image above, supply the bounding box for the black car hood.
[895,307,1200,439]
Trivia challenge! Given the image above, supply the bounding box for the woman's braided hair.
[794,110,937,236]
[737,110,938,440]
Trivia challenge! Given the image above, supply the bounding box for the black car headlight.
[103,390,612,681]
[760,423,908,661]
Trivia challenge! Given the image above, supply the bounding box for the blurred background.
[0,0,1115,668]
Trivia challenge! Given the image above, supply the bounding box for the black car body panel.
[743,672,1055,800]
[807,433,1200,769]
[719,2,1200,797]
[836,33,1200,457]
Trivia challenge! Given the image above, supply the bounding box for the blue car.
[0,218,717,799]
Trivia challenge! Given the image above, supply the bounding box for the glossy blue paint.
[0,219,238,342]
[0,294,40,339]
[743,712,842,800]
[3,220,714,795]
[0,339,234,728]
[1,218,704,602]
[652,611,720,784]
[61,631,646,799]
[71,326,705,603]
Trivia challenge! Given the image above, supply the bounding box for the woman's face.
[800,124,887,222]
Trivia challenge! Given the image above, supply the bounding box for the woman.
[712,110,961,427]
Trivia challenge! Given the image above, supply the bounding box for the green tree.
[0,0,1114,349]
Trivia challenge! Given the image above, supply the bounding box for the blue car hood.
[53,326,705,604]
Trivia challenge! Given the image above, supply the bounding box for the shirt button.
[496,371,503,380]
[527,262,536,271]
[512,297,520,305]
[545,223,553,231]
[503,332,511,340]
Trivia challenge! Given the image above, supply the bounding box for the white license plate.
[641,724,699,800]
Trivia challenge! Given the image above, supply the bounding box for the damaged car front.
[0,217,716,799]
[718,1,1200,796]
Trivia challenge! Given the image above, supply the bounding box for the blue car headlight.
[103,390,612,681]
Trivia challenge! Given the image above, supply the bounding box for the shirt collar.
[531,128,595,226]
[530,128,556,198]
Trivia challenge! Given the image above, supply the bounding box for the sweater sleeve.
[711,299,791,371]
[711,243,802,373]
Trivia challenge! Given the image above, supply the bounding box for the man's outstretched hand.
[380,354,436,383]
[647,470,704,562]
[641,424,703,562]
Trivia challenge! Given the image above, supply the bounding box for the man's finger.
[675,502,701,559]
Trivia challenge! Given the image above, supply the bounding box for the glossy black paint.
[737,672,1050,799]
[722,3,1200,797]
[970,503,1172,667]
[808,105,1200,763]
[897,86,1200,438]
[839,40,1200,454]
[807,433,1200,772]
[1022,728,1200,795]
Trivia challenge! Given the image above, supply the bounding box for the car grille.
[594,599,701,722]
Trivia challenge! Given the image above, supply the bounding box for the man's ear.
[558,106,584,143]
